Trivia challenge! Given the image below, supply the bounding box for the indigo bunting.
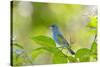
[50,24,75,55]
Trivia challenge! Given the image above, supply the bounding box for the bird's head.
[50,24,62,35]
[50,24,58,31]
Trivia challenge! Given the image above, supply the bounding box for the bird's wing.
[57,34,70,47]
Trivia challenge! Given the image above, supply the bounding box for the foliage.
[31,35,97,63]
[13,34,97,65]
[86,16,97,34]
[32,36,56,48]
[75,48,91,62]
[87,16,97,28]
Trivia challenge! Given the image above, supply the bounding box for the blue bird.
[50,24,75,55]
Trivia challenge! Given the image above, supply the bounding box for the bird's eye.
[51,25,55,27]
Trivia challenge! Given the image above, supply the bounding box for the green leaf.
[49,48,68,64]
[41,47,61,54]
[13,52,25,66]
[87,16,97,28]
[67,56,78,63]
[32,35,56,47]
[31,48,47,60]
[32,47,66,57]
[91,41,97,54]
[13,43,24,49]
[52,53,68,64]
[31,47,68,64]
[31,34,68,64]
[90,41,97,61]
[75,48,91,62]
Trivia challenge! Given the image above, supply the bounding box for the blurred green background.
[12,1,97,65]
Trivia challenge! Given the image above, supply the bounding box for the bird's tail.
[68,48,75,55]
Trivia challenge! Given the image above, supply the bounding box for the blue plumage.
[50,24,75,55]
